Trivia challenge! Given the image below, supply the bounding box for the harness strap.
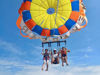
[78,0,88,31]
[16,16,32,39]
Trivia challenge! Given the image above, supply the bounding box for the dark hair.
[62,47,65,49]
[45,49,48,51]
[53,50,56,52]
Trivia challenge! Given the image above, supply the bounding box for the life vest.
[61,50,67,55]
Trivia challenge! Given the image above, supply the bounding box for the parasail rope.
[53,0,60,36]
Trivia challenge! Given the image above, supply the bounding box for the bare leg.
[57,57,59,64]
[62,57,64,66]
[51,57,54,64]
[45,63,48,71]
[41,62,45,71]
[65,56,68,65]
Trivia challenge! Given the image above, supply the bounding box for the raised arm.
[67,49,70,52]
[41,49,44,55]
[58,48,61,53]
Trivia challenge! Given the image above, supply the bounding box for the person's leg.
[62,57,64,66]
[45,60,49,71]
[51,57,54,64]
[65,56,68,65]
[41,60,46,71]
[57,57,59,64]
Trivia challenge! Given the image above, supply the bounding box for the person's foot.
[51,62,53,64]
[57,62,59,64]
[66,63,69,66]
[41,68,43,71]
[45,69,48,71]
[62,64,64,67]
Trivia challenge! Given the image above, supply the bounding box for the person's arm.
[41,49,44,55]
[51,51,53,56]
[67,50,70,52]
[48,53,50,58]
[57,51,60,56]
[65,48,67,50]
[59,49,61,53]
[65,48,70,53]
[49,50,52,55]
[41,53,44,55]
[41,52,44,55]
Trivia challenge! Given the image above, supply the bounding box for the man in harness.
[51,49,59,64]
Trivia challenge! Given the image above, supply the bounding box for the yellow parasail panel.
[30,0,72,29]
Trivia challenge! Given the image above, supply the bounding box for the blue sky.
[0,0,100,75]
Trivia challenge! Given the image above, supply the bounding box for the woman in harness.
[60,47,70,66]
[51,49,59,64]
[41,49,50,71]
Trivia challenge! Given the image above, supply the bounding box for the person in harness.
[41,49,50,71]
[60,47,70,66]
[51,49,59,64]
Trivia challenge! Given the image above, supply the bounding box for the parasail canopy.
[16,0,87,42]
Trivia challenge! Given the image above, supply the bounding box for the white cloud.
[86,46,93,52]
[0,40,23,55]
[79,46,93,53]
[0,59,25,67]
[69,46,94,59]
[0,40,99,75]
[0,59,100,75]
[84,54,89,58]
[0,71,12,75]
[15,65,100,75]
